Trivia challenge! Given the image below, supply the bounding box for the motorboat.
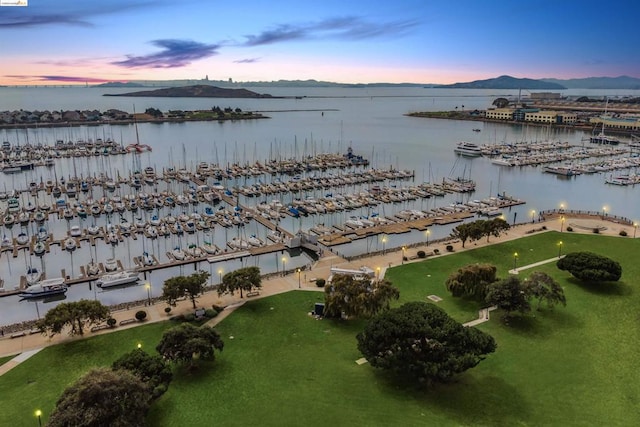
[20,278,67,299]
[63,237,77,251]
[69,225,82,237]
[96,270,139,288]
[172,247,186,260]
[16,232,29,246]
[453,142,483,157]
[86,260,100,276]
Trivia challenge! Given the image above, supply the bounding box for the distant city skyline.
[1,0,638,86]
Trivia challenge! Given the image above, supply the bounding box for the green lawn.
[1,231,639,426]
[0,355,14,367]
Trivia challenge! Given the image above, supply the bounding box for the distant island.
[437,75,566,90]
[104,84,277,98]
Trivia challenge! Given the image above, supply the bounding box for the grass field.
[0,231,638,426]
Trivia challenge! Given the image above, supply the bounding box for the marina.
[0,85,639,326]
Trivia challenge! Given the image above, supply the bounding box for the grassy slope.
[1,231,638,426]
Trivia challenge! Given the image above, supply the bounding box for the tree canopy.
[525,271,566,310]
[156,323,224,368]
[556,251,622,283]
[357,302,496,385]
[48,367,151,427]
[218,266,262,298]
[451,218,510,248]
[162,271,210,308]
[485,275,532,318]
[324,274,399,319]
[445,263,498,300]
[112,349,173,400]
[37,299,110,337]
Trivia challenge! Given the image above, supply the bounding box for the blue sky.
[0,0,638,85]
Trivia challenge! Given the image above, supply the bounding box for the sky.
[0,0,638,85]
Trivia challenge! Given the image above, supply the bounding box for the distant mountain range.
[103,84,275,98]
[92,75,640,90]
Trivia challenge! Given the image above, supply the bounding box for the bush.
[566,226,573,232]
[204,309,218,318]
[107,317,117,327]
[316,278,326,288]
[446,245,454,252]
[135,310,147,321]
[417,250,426,258]
[541,225,547,230]
[184,313,196,322]
[619,230,628,237]
[169,314,185,322]
[592,228,600,234]
[211,304,225,313]
[164,307,172,315]
[433,248,440,255]
[402,256,408,261]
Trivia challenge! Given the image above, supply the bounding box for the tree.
[112,349,173,399]
[525,271,566,310]
[162,271,210,308]
[492,97,509,108]
[445,263,498,300]
[483,217,510,242]
[450,220,488,248]
[218,266,261,298]
[324,274,399,319]
[357,302,496,385]
[557,251,622,283]
[48,368,150,427]
[485,276,531,318]
[156,323,224,368]
[38,299,110,337]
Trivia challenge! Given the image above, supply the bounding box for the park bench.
[119,318,137,326]
[90,324,111,333]
[10,332,26,339]
[246,290,260,297]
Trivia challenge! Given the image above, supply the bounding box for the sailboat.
[590,98,620,145]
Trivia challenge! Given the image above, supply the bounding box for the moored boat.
[454,142,483,157]
[96,270,139,288]
[20,278,67,299]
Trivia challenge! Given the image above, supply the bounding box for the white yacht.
[96,271,139,288]
[453,142,483,157]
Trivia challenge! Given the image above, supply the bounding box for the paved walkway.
[0,215,633,375]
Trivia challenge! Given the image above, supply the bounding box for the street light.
[634,223,638,238]
[559,203,565,212]
[218,269,223,284]
[531,210,536,223]
[137,343,142,349]
[558,241,563,258]
[382,236,387,254]
[282,256,286,276]
[296,268,301,288]
[35,410,42,427]
[602,206,608,218]
[376,267,380,281]
[425,229,430,246]
[560,216,565,232]
[145,282,151,306]
[513,252,518,271]
[401,246,406,265]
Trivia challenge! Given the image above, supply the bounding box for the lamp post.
[401,246,406,265]
[376,267,380,281]
[296,268,301,288]
[560,216,565,232]
[558,241,563,258]
[531,210,536,224]
[602,206,607,218]
[137,343,142,349]
[382,236,387,254]
[425,229,430,246]
[513,252,518,271]
[145,282,151,306]
[634,223,638,238]
[35,410,42,427]
[560,203,565,213]
[282,256,286,276]
[218,269,223,284]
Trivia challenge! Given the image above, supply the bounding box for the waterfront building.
[590,116,640,132]
[485,108,514,120]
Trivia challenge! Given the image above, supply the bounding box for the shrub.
[184,313,196,322]
[619,230,627,237]
[211,304,225,313]
[402,256,408,261]
[204,309,218,318]
[169,314,185,322]
[316,278,326,288]
[135,310,147,321]
[433,248,440,255]
[446,245,454,252]
[541,225,547,230]
[566,226,573,232]
[592,228,600,234]
[417,250,426,258]
[107,317,117,327]
[164,307,172,315]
